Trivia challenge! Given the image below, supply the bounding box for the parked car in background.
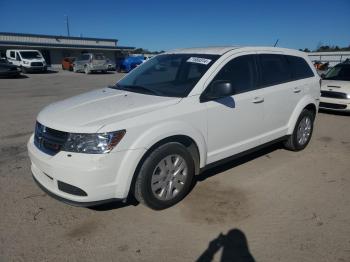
[118,56,144,73]
[0,58,21,78]
[6,49,47,73]
[62,57,76,71]
[73,53,108,74]
[106,58,116,71]
[28,47,320,210]
[320,59,350,112]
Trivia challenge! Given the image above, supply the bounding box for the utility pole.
[65,15,70,37]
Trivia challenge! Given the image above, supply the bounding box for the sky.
[0,0,349,51]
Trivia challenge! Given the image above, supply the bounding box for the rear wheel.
[134,142,195,210]
[284,109,315,151]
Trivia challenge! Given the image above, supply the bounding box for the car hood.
[321,80,350,93]
[37,88,182,133]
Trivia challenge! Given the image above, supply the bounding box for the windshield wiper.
[112,84,162,96]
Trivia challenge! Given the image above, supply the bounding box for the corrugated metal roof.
[0,41,134,50]
[0,32,118,42]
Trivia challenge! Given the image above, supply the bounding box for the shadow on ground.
[196,142,282,182]
[89,143,282,211]
[0,74,29,79]
[197,228,255,262]
[319,109,350,116]
[89,196,139,211]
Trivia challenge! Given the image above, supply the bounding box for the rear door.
[256,53,299,143]
[204,53,265,164]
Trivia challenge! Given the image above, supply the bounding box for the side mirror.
[320,73,325,79]
[200,80,235,103]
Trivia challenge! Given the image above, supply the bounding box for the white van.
[6,49,47,73]
[28,47,320,210]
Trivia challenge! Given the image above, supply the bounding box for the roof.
[166,46,240,55]
[308,51,350,56]
[0,32,118,42]
[0,41,134,51]
[165,46,305,55]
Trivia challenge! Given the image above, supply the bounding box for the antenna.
[273,39,279,47]
[64,15,70,37]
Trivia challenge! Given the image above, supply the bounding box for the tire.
[21,66,27,73]
[284,109,315,151]
[134,142,195,210]
[84,65,90,74]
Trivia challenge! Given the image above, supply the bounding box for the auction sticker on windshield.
[187,57,212,65]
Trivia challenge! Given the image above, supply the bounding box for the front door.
[204,54,265,164]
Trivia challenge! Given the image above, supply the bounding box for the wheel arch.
[287,97,318,134]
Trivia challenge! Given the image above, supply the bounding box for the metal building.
[0,32,134,68]
[308,51,350,67]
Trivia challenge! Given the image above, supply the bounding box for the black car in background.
[0,58,21,78]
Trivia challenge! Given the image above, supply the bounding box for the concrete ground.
[0,70,349,262]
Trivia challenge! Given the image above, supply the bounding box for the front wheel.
[84,65,90,74]
[284,109,315,151]
[134,142,195,210]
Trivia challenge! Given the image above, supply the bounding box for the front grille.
[321,91,348,99]
[319,102,347,109]
[34,122,68,155]
[31,62,43,66]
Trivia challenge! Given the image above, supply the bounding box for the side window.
[286,55,314,80]
[212,55,257,94]
[16,52,21,61]
[10,51,15,58]
[83,54,91,60]
[259,54,292,87]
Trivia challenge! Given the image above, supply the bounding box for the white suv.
[28,47,320,210]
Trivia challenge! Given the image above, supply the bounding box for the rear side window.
[212,55,258,94]
[10,51,15,58]
[259,54,292,87]
[286,55,314,80]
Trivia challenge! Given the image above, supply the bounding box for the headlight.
[347,93,350,99]
[23,61,29,64]
[63,130,126,154]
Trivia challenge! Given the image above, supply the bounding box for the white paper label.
[186,57,212,65]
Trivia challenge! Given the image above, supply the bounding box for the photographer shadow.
[197,229,255,262]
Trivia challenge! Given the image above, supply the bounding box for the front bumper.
[90,65,108,71]
[320,96,350,112]
[24,66,47,72]
[27,135,145,206]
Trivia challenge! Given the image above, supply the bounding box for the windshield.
[94,54,105,60]
[112,54,219,97]
[20,51,42,59]
[324,64,350,81]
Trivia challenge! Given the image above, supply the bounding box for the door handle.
[293,88,301,93]
[252,97,264,104]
